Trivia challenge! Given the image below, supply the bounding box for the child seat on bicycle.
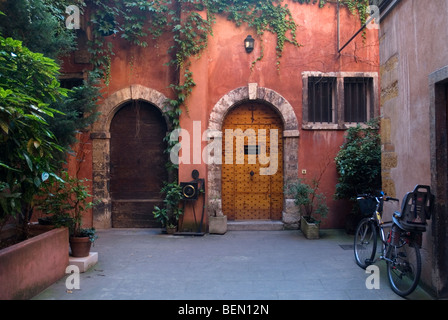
[393,185,434,232]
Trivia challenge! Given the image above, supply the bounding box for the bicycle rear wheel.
[354,218,377,269]
[386,236,421,297]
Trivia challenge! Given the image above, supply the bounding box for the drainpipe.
[337,0,340,52]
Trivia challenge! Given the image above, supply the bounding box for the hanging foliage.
[84,0,370,209]
[86,0,369,113]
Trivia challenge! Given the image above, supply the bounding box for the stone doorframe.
[429,66,448,297]
[207,83,300,232]
[90,85,170,229]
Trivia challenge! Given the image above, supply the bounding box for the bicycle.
[353,185,434,297]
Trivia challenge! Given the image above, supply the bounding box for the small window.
[59,77,85,118]
[344,77,372,123]
[302,72,378,129]
[308,77,336,123]
[60,78,84,89]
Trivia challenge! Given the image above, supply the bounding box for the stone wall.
[379,0,448,298]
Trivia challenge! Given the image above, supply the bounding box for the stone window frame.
[302,71,379,130]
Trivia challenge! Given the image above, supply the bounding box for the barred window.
[308,77,336,123]
[344,77,373,123]
[303,72,378,129]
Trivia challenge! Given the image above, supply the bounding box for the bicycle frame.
[355,186,431,297]
[363,194,399,264]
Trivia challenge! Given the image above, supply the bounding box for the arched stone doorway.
[110,100,168,227]
[207,84,300,232]
[90,85,170,229]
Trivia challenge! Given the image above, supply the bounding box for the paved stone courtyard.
[33,229,434,300]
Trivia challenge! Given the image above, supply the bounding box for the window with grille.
[308,77,336,123]
[303,72,378,129]
[60,78,84,89]
[344,77,373,123]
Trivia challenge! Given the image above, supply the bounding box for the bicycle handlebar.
[356,194,399,202]
[386,197,400,202]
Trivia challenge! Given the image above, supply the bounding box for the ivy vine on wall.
[85,0,369,169]
[82,0,369,223]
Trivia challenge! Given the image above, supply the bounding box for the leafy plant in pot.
[37,171,98,257]
[285,156,330,239]
[153,181,183,234]
[286,178,329,239]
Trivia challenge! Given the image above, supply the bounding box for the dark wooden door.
[110,101,168,227]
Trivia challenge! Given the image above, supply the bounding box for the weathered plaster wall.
[380,1,448,197]
[379,0,448,297]
[184,2,379,229]
[63,1,379,230]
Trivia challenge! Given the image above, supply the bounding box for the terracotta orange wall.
[61,30,177,228]
[32,133,94,228]
[62,1,379,230]
[181,2,379,229]
[66,133,94,228]
[102,37,176,99]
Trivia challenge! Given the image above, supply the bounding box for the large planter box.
[209,216,227,234]
[0,227,69,300]
[300,216,320,240]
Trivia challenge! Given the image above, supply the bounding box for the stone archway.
[90,85,170,229]
[207,83,300,233]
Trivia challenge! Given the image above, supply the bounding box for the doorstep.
[227,220,284,231]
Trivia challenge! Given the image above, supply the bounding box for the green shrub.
[286,179,329,224]
[334,119,381,201]
[0,36,66,239]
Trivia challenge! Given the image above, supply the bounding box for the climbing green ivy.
[205,0,300,69]
[86,0,369,100]
[83,0,369,226]
[344,0,370,26]
[85,0,369,167]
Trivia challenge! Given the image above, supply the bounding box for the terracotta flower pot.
[69,237,92,257]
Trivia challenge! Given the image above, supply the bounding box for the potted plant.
[37,171,98,257]
[285,178,329,239]
[153,181,183,234]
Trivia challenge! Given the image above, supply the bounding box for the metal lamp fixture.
[244,35,255,53]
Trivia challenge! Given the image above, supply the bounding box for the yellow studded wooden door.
[222,103,283,220]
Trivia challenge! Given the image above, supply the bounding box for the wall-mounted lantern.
[244,35,255,53]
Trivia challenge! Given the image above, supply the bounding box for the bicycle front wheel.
[386,237,421,297]
[354,218,377,269]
